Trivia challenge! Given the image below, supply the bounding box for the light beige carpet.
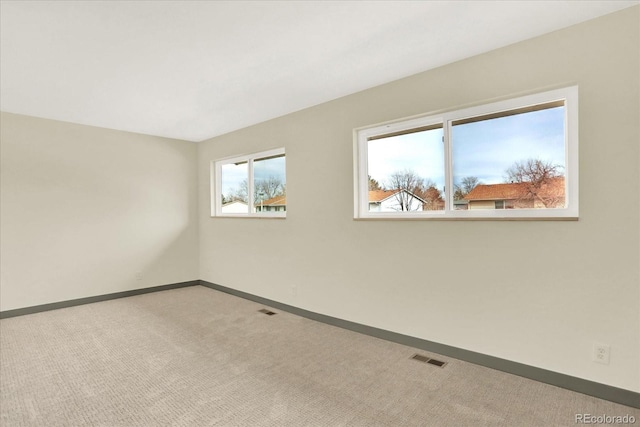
[1,286,638,426]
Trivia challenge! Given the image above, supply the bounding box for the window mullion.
[360,135,369,217]
[443,118,453,215]
[213,162,221,216]
[248,158,255,214]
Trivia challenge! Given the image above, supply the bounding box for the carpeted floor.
[1,286,638,426]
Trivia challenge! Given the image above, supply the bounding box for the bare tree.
[232,180,249,203]
[505,158,562,183]
[256,175,286,200]
[505,158,564,208]
[454,176,480,200]
[461,176,479,194]
[387,169,439,211]
[232,176,285,204]
[386,170,422,211]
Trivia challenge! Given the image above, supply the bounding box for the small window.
[354,86,578,219]
[213,148,286,217]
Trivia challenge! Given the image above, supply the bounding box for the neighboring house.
[368,189,428,212]
[453,199,469,210]
[221,200,249,213]
[255,195,286,212]
[464,177,565,209]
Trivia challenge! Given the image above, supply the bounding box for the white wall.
[198,7,639,392]
[0,113,198,311]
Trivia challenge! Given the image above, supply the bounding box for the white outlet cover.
[592,343,610,365]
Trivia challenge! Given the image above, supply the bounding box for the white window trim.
[212,147,286,218]
[354,86,579,220]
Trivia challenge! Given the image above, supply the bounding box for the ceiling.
[1,1,637,142]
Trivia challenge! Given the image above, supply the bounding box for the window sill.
[211,215,286,219]
[354,216,578,221]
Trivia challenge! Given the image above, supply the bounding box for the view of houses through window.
[253,154,287,213]
[216,149,286,216]
[451,103,566,211]
[214,89,575,219]
[360,89,573,218]
[367,125,445,212]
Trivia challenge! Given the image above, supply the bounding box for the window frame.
[354,86,579,220]
[212,147,286,218]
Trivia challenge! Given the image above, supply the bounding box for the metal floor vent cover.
[411,353,447,368]
[258,309,277,316]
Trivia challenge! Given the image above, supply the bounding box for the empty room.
[1,1,639,425]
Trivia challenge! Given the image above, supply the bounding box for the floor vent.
[427,358,446,367]
[258,309,276,316]
[411,353,447,368]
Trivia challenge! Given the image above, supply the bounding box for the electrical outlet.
[291,285,298,297]
[593,343,610,365]
[135,272,142,281]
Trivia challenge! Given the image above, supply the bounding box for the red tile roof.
[464,177,565,201]
[256,195,286,206]
[368,190,399,202]
[464,183,527,201]
[254,189,441,206]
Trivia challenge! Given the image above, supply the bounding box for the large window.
[213,148,286,217]
[354,86,578,219]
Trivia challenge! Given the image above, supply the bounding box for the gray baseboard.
[0,280,199,319]
[2,279,637,408]
[199,280,640,409]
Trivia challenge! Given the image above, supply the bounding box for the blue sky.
[221,107,565,199]
[368,128,445,190]
[452,107,565,185]
[221,156,286,197]
[368,106,565,192]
